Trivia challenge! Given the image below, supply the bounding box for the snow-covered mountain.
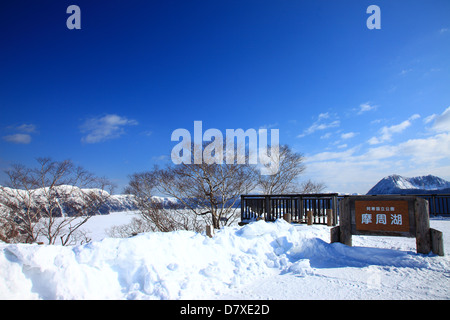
[0,185,183,215]
[367,174,450,195]
[99,193,138,213]
[102,194,181,213]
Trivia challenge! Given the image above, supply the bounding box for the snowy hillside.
[1,215,449,300]
[0,185,183,215]
[367,174,450,195]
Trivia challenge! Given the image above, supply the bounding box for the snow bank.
[1,219,449,300]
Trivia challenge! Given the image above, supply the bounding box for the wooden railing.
[240,193,339,225]
[240,193,450,226]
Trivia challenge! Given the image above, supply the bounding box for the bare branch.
[0,158,113,245]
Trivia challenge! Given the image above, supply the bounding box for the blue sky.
[1,0,449,194]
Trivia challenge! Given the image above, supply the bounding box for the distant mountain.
[367,174,450,195]
[99,193,138,214]
[0,185,184,216]
[101,194,182,213]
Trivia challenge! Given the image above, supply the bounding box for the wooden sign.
[354,200,410,234]
[331,196,444,256]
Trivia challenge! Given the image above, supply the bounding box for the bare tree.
[256,145,327,195]
[125,170,204,233]
[157,162,257,229]
[299,179,326,194]
[127,138,258,230]
[0,158,113,245]
[257,145,306,194]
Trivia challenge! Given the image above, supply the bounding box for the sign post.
[331,196,444,256]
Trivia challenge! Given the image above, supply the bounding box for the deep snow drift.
[1,216,449,300]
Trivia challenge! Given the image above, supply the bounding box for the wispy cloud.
[2,123,37,144]
[304,107,450,194]
[424,114,437,124]
[152,155,168,162]
[80,114,138,144]
[399,68,412,76]
[259,122,279,130]
[12,124,37,133]
[3,133,32,144]
[357,102,377,115]
[297,113,340,138]
[368,114,420,145]
[306,132,450,193]
[428,106,450,133]
[341,132,358,140]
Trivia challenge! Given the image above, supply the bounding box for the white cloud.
[429,106,450,133]
[141,130,153,137]
[424,114,437,124]
[358,102,376,115]
[300,107,450,193]
[297,113,340,138]
[341,132,357,140]
[398,133,450,163]
[306,146,359,162]
[3,133,31,144]
[399,69,413,76]
[303,110,449,194]
[15,124,37,133]
[6,123,37,133]
[2,123,37,144]
[259,122,279,130]
[80,114,138,143]
[152,155,168,161]
[305,130,450,194]
[440,28,449,34]
[367,136,381,145]
[318,112,330,120]
[368,114,420,145]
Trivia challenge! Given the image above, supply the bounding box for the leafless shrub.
[127,138,258,230]
[106,217,153,238]
[125,171,206,233]
[299,179,326,194]
[257,145,306,194]
[0,157,113,245]
[157,144,258,229]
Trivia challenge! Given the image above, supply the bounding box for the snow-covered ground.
[1,212,449,300]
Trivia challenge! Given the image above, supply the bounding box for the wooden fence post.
[307,210,313,225]
[240,195,245,221]
[332,195,338,226]
[415,198,431,254]
[265,196,271,221]
[330,226,340,243]
[206,225,214,238]
[430,228,444,256]
[326,209,333,226]
[414,198,444,255]
[283,213,291,224]
[339,198,352,246]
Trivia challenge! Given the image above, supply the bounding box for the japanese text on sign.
[355,200,410,233]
